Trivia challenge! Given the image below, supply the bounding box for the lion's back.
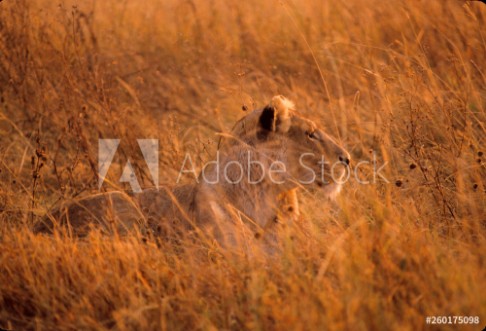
[35,191,146,236]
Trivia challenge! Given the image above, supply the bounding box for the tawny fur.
[36,96,350,250]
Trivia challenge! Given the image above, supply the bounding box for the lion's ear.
[258,95,293,134]
[271,95,292,132]
[259,105,277,132]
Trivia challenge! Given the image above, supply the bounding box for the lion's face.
[283,114,350,190]
[220,95,350,193]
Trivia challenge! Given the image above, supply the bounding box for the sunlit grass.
[0,0,485,330]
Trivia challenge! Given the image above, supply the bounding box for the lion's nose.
[338,154,350,166]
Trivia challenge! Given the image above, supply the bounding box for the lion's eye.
[307,131,318,140]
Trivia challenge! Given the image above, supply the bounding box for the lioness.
[36,96,350,250]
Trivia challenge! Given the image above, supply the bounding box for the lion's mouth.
[316,181,342,198]
[315,172,341,186]
[315,178,335,188]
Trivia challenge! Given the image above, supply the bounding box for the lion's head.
[219,95,351,196]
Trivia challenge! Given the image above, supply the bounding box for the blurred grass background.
[0,0,485,330]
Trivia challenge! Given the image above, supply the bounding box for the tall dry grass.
[0,0,485,330]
